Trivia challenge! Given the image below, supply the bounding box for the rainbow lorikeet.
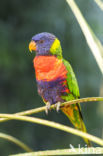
[29,32,91,146]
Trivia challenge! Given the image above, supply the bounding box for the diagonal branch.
[66,0,103,74]
[0,114,103,146]
[0,132,32,152]
[94,0,103,11]
[0,97,103,123]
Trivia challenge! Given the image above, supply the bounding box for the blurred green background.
[0,0,103,155]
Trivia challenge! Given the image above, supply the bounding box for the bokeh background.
[0,0,103,155]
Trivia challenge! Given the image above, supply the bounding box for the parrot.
[29,32,91,146]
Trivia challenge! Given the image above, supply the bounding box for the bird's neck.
[33,56,67,81]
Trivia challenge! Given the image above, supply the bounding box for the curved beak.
[29,40,37,52]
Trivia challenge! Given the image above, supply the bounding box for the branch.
[0,132,32,152]
[10,147,103,156]
[0,97,103,123]
[0,114,103,146]
[66,0,103,74]
[94,0,103,11]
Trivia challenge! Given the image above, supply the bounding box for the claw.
[45,102,51,114]
[55,102,61,112]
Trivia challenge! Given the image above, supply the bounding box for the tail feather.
[61,103,92,147]
[80,119,92,147]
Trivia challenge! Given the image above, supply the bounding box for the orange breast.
[33,56,68,81]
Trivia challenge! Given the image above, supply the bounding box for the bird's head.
[29,32,62,58]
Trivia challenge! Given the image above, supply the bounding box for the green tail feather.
[80,119,92,147]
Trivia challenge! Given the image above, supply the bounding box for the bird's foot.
[55,102,61,112]
[45,102,51,114]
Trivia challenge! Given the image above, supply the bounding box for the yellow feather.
[50,38,60,53]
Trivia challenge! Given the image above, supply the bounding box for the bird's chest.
[33,56,68,81]
[33,56,69,104]
[37,78,67,104]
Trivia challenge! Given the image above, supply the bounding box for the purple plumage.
[37,78,68,104]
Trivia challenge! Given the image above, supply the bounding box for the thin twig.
[0,132,32,152]
[0,114,103,146]
[10,147,103,156]
[0,97,103,123]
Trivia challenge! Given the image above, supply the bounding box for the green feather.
[60,58,91,146]
[62,58,80,99]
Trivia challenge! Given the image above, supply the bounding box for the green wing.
[61,59,92,146]
[62,58,80,100]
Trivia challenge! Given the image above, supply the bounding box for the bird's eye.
[38,40,44,44]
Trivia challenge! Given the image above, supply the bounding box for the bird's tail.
[61,103,92,147]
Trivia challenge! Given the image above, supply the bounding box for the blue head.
[29,32,62,57]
